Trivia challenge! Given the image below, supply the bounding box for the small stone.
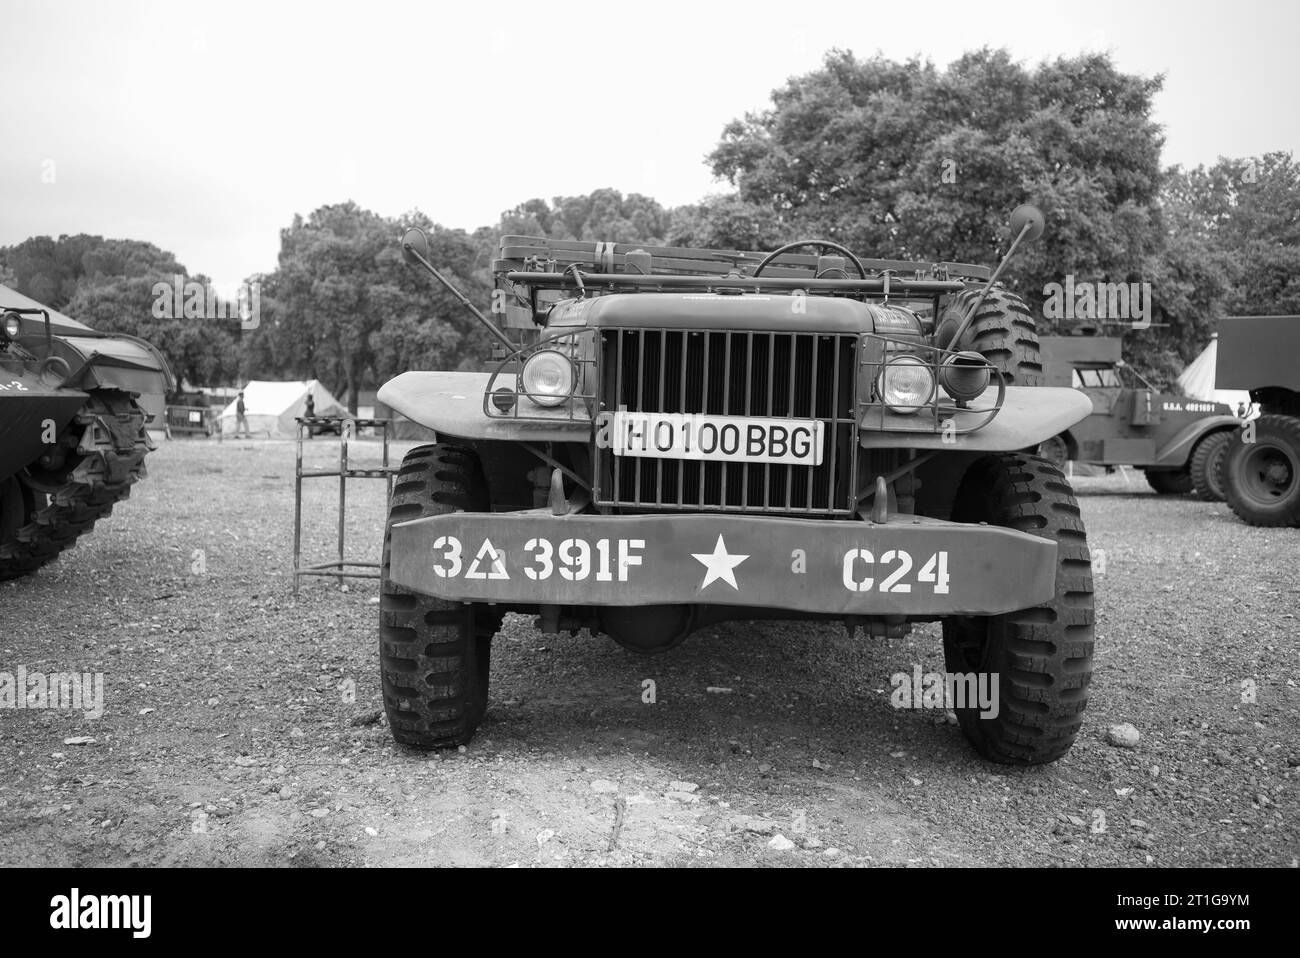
[668,780,698,793]
[801,836,824,849]
[706,686,734,694]
[364,827,378,837]
[1130,819,1149,829]
[823,847,841,858]
[1105,724,1140,748]
[1067,815,1086,827]
[742,817,778,835]
[768,834,796,851]
[310,808,329,818]
[666,791,699,804]
[590,779,619,794]
[234,756,257,767]
[811,759,826,770]
[278,786,293,800]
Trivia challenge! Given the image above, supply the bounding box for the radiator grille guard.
[593,329,860,515]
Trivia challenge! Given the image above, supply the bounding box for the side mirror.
[1009,204,1045,242]
[401,227,430,266]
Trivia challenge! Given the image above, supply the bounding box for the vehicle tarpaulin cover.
[1176,334,1252,411]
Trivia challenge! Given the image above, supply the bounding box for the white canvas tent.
[218,380,347,438]
[1176,334,1253,413]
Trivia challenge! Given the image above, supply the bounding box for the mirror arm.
[402,242,516,352]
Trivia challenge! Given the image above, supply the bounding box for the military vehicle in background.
[0,285,174,580]
[377,206,1100,766]
[1216,315,1300,526]
[1036,327,1241,500]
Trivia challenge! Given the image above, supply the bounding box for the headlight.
[519,349,575,407]
[2,313,21,339]
[877,355,935,414]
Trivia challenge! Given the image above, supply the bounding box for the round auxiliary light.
[490,387,517,412]
[2,312,21,340]
[939,350,992,403]
[878,355,936,415]
[519,349,575,407]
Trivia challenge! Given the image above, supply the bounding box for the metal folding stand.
[292,417,398,596]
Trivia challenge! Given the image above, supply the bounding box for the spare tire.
[934,286,1044,387]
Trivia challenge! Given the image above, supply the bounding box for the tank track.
[0,392,154,581]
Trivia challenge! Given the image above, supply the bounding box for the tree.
[708,48,1167,322]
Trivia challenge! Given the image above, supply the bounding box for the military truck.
[378,207,1097,765]
[1037,329,1240,500]
[0,288,173,580]
[1216,315,1300,526]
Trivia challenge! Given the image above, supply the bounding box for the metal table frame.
[292,417,397,596]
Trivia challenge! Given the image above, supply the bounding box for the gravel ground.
[1,439,1296,867]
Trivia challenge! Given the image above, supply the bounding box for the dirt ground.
[1,438,1296,868]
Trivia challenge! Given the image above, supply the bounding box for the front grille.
[594,328,858,514]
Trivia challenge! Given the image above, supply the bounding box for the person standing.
[303,391,317,438]
[235,390,250,438]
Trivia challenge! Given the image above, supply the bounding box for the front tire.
[1222,415,1300,526]
[379,443,501,748]
[942,454,1095,765]
[1190,430,1231,502]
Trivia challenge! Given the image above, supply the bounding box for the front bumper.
[389,512,1057,617]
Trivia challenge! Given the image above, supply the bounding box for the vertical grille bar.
[828,335,841,511]
[698,330,710,505]
[655,330,666,506]
[635,330,644,504]
[806,335,820,510]
[613,331,622,502]
[721,331,731,504]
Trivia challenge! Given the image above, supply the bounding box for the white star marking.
[691,534,750,590]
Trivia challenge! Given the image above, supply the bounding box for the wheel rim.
[1237,443,1297,504]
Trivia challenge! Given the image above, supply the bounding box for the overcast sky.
[2,0,1297,293]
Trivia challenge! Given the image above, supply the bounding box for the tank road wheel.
[0,391,152,582]
[1190,430,1232,502]
[1222,415,1300,526]
[379,443,502,748]
[934,286,1044,386]
[1143,468,1193,495]
[941,454,1095,765]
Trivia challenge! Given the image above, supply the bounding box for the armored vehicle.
[1037,330,1240,500]
[1216,315,1300,526]
[0,286,173,580]
[378,207,1097,765]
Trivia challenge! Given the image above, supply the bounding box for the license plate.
[611,411,824,466]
